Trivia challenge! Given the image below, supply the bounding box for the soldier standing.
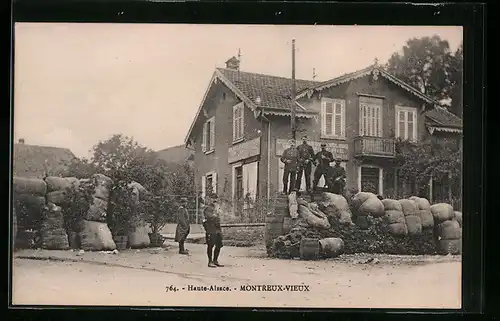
[202,194,224,268]
[313,143,334,191]
[174,197,190,255]
[295,135,315,193]
[280,139,299,195]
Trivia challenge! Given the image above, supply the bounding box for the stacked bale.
[409,196,434,229]
[431,203,461,255]
[399,199,422,236]
[321,192,352,225]
[40,203,69,250]
[13,177,48,248]
[351,192,384,229]
[127,181,150,249]
[297,198,330,230]
[381,199,407,236]
[454,211,463,227]
[79,175,116,251]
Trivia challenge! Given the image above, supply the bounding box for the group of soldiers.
[280,135,347,195]
[174,194,224,268]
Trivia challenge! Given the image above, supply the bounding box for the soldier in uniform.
[174,197,190,255]
[202,194,224,268]
[295,135,315,193]
[280,139,299,195]
[313,143,334,191]
[329,159,347,195]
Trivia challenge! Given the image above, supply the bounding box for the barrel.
[265,214,284,250]
[113,235,128,250]
[299,238,320,260]
[67,231,81,249]
[319,238,344,258]
[282,217,296,234]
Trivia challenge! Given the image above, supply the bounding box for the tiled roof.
[13,143,77,178]
[425,107,462,128]
[217,68,320,111]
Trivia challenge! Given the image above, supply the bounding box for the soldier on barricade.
[313,143,334,191]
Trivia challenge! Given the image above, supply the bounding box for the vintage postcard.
[12,23,463,309]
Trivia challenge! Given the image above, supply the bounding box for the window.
[201,172,217,201]
[358,166,383,195]
[202,117,215,153]
[321,98,345,139]
[233,103,244,142]
[359,97,383,137]
[395,106,417,141]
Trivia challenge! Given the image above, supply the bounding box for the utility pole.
[291,39,297,140]
[313,68,317,80]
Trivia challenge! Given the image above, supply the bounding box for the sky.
[14,24,462,158]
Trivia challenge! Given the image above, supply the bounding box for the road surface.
[12,243,461,309]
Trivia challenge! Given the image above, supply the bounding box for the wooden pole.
[291,39,297,140]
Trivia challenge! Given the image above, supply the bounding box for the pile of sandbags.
[40,203,69,250]
[44,176,80,206]
[399,199,422,236]
[79,174,116,251]
[13,178,47,244]
[431,203,461,255]
[351,192,384,229]
[321,192,352,225]
[288,192,299,219]
[381,199,407,236]
[454,211,463,227]
[409,196,434,229]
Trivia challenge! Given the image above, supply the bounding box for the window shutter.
[212,172,217,196]
[359,103,364,136]
[412,110,418,142]
[321,101,326,137]
[201,175,206,201]
[202,122,207,152]
[377,106,382,137]
[233,107,237,141]
[341,101,346,138]
[210,119,215,150]
[334,102,342,137]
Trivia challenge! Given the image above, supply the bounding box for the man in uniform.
[174,197,190,255]
[280,139,299,195]
[202,194,224,268]
[313,143,334,191]
[329,159,347,195]
[295,135,315,193]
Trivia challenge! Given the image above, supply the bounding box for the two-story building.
[184,57,462,218]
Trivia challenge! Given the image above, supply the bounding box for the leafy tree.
[448,43,463,118]
[385,36,463,116]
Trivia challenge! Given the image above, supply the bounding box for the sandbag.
[430,203,455,223]
[45,176,78,192]
[40,226,69,250]
[351,192,374,210]
[298,204,330,229]
[384,210,405,224]
[92,174,112,201]
[46,190,69,205]
[405,215,422,236]
[454,211,463,227]
[321,206,339,219]
[85,197,108,222]
[438,238,462,255]
[437,220,462,240]
[382,199,402,211]
[322,193,350,211]
[358,197,385,217]
[13,177,47,196]
[409,196,431,210]
[128,225,151,249]
[13,193,46,208]
[417,209,434,229]
[387,222,408,236]
[41,204,65,229]
[79,220,116,251]
[399,199,418,216]
[339,211,353,225]
[288,192,299,219]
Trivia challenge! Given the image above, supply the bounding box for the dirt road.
[12,242,461,309]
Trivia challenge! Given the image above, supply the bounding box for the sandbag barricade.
[79,220,116,251]
[351,192,385,218]
[297,198,330,230]
[408,196,434,229]
[454,211,463,227]
[398,199,422,236]
[430,203,455,224]
[436,216,462,255]
[13,177,47,196]
[40,203,69,250]
[322,192,352,225]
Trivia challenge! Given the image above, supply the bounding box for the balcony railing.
[353,136,395,158]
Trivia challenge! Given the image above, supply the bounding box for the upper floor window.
[395,106,417,142]
[359,96,383,137]
[233,102,244,143]
[321,98,345,139]
[202,116,215,153]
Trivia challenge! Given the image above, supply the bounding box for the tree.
[448,43,463,118]
[385,35,463,114]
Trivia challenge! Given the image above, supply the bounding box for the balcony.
[353,136,395,158]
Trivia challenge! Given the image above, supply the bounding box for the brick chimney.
[225,56,240,70]
[18,138,25,144]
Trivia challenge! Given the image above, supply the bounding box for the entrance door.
[360,167,380,194]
